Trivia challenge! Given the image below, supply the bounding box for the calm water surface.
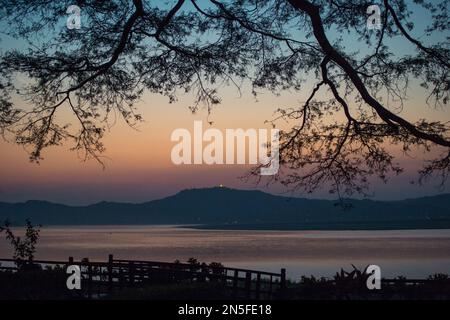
[1,226,449,280]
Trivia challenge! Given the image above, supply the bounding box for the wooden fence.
[0,255,286,299]
[4,256,446,299]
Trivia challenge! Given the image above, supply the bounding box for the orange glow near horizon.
[1,81,449,204]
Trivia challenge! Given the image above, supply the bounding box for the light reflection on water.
[1,226,449,280]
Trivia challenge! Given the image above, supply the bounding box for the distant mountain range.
[1,187,450,230]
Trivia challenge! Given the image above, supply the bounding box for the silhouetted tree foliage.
[0,219,41,270]
[0,0,449,196]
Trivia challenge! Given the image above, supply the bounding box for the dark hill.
[1,187,450,230]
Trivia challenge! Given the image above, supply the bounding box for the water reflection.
[1,226,449,280]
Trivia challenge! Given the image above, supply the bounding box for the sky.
[0,1,449,205]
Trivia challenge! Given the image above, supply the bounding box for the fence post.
[233,270,239,298]
[245,271,252,299]
[83,258,92,299]
[255,273,261,300]
[280,268,286,298]
[108,254,113,295]
[269,275,273,298]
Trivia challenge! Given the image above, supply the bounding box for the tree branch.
[287,0,450,147]
[384,0,450,69]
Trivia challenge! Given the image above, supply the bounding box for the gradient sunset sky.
[0,2,449,204]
